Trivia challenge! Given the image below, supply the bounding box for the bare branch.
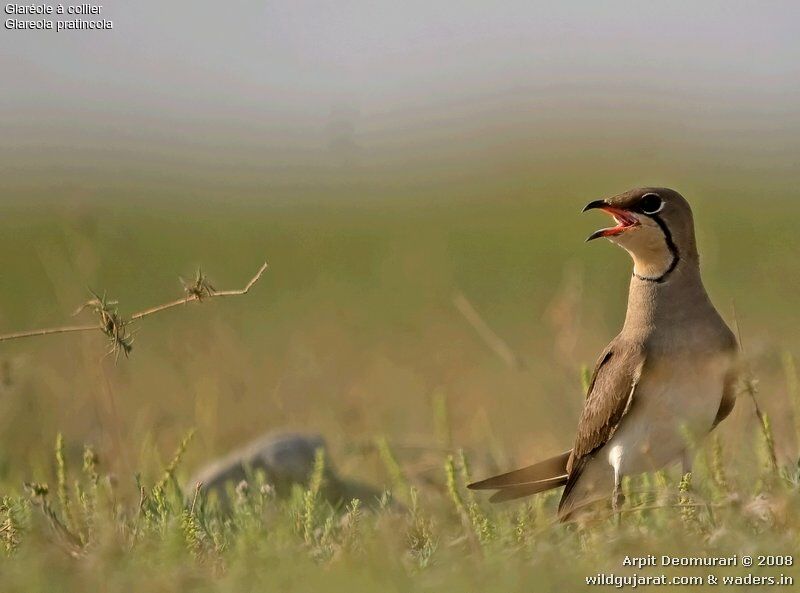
[0,324,102,343]
[130,262,268,320]
[0,261,269,356]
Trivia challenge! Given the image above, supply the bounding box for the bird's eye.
[639,193,664,215]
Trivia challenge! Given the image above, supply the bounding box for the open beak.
[583,200,640,242]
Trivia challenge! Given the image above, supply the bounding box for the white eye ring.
[639,193,665,215]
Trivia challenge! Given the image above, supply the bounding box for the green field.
[1,174,799,590]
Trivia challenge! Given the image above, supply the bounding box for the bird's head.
[583,188,698,282]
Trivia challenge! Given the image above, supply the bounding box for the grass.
[0,187,799,590]
[0,418,799,592]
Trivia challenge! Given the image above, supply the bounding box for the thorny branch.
[0,262,268,360]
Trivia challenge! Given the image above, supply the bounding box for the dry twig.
[453,291,525,370]
[0,262,268,359]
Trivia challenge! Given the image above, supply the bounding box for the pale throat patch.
[610,217,675,280]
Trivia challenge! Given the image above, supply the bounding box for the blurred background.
[1,1,798,492]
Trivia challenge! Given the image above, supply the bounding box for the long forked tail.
[467,450,571,503]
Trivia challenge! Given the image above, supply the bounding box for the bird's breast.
[606,351,735,474]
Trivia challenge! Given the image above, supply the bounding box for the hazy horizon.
[2,1,798,200]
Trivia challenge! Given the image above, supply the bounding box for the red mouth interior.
[597,207,639,237]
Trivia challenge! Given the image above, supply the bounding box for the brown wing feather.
[560,337,646,508]
[469,338,645,507]
[467,450,571,490]
[488,476,569,503]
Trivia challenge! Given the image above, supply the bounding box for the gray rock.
[187,432,383,508]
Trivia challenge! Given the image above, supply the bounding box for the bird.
[468,188,739,521]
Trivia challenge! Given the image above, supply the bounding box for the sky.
[1,1,798,197]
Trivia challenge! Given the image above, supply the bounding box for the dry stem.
[731,302,779,472]
[453,291,525,370]
[131,262,268,320]
[0,261,268,358]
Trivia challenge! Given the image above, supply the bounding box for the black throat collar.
[632,214,680,284]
